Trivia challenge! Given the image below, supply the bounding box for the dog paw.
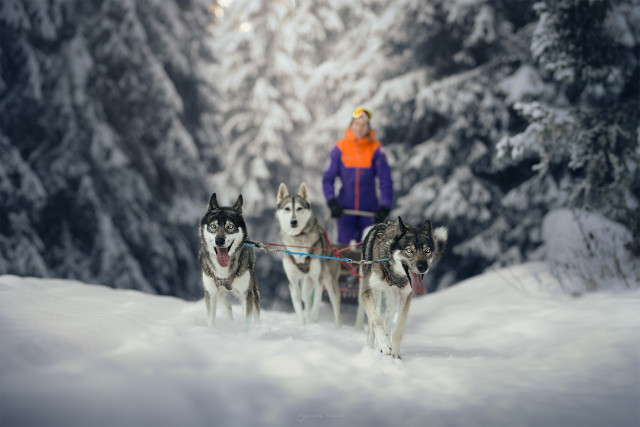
[391,352,402,360]
[376,343,392,356]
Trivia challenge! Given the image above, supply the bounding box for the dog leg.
[323,275,342,328]
[241,294,254,332]
[366,317,375,348]
[202,272,218,327]
[355,267,366,330]
[220,291,233,320]
[242,280,260,330]
[355,289,366,330]
[391,293,412,359]
[251,279,260,322]
[363,288,378,347]
[205,289,218,327]
[383,288,399,333]
[288,280,305,324]
[301,278,314,323]
[309,278,322,323]
[361,287,392,355]
[366,292,386,347]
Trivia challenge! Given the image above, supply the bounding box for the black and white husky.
[360,217,447,358]
[199,193,260,327]
[275,183,341,326]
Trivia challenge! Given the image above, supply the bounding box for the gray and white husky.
[275,182,341,326]
[199,193,260,327]
[359,217,447,358]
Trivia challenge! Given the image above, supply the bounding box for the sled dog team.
[199,183,448,358]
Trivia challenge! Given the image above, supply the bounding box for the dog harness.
[216,276,235,291]
[288,254,312,273]
[374,233,407,287]
[208,265,236,291]
[286,234,324,273]
[379,263,408,288]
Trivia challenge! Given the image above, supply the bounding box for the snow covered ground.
[1,262,638,427]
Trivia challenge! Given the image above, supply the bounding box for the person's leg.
[354,216,374,242]
[336,215,359,244]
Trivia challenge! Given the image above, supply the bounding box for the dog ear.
[398,216,408,234]
[433,226,448,245]
[297,182,310,203]
[232,194,243,213]
[421,219,432,234]
[277,183,289,204]
[208,193,219,211]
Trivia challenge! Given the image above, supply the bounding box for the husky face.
[275,183,313,236]
[200,194,246,268]
[389,218,448,296]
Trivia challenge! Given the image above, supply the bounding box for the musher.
[322,107,394,245]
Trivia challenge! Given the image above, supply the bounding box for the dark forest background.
[1,0,638,307]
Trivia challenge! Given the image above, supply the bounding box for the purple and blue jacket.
[322,128,394,213]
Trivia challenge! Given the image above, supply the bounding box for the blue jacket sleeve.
[322,146,342,203]
[374,148,394,209]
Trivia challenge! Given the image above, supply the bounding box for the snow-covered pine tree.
[497,0,640,252]
[210,0,309,216]
[0,0,218,298]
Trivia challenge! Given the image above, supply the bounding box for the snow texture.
[1,263,638,427]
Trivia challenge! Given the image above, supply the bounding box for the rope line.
[255,240,361,254]
[244,241,388,265]
[321,230,362,278]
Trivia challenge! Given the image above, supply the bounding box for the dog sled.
[325,243,361,303]
[321,209,375,305]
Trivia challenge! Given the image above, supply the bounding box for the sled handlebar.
[341,209,375,218]
[324,209,375,223]
[324,209,376,224]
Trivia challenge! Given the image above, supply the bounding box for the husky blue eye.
[405,248,413,253]
[209,224,217,231]
[227,224,234,230]
[425,247,431,254]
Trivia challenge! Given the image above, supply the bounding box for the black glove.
[328,200,343,218]
[374,206,390,223]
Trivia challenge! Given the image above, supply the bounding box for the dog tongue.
[216,247,230,267]
[409,272,426,296]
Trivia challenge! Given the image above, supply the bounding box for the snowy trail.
[1,265,639,427]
